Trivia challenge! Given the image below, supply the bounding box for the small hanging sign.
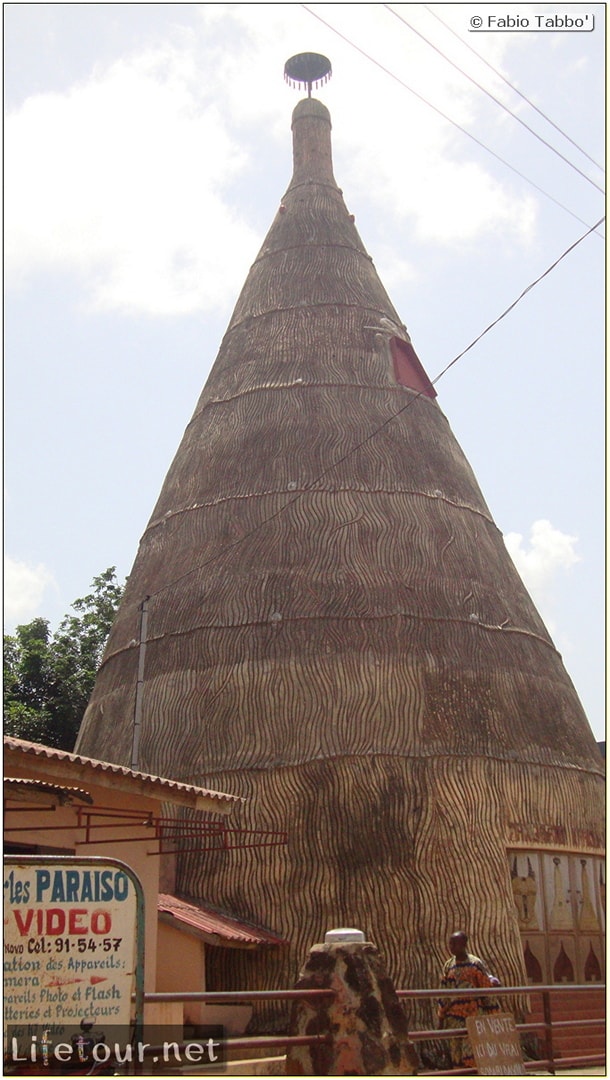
[466,1011,526,1075]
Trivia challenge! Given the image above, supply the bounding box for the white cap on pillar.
[324,927,365,944]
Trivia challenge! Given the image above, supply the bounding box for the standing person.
[438,930,500,1070]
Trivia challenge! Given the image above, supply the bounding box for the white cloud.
[4,557,57,625]
[372,247,419,292]
[5,46,261,316]
[504,519,580,634]
[5,6,537,316]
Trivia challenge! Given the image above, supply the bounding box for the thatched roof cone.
[76,96,604,1000]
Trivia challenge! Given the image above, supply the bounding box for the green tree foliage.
[3,568,124,751]
[3,618,54,744]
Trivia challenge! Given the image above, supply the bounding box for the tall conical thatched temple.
[76,62,604,1006]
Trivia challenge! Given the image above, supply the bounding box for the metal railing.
[137,988,332,1073]
[138,983,605,1075]
[397,984,606,1075]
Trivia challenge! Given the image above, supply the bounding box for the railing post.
[285,928,418,1075]
[542,989,555,1076]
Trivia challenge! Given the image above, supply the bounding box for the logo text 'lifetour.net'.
[5,1026,226,1071]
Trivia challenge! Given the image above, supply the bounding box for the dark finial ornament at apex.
[284,52,332,97]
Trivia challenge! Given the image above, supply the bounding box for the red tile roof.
[158,893,287,948]
[4,777,93,804]
[4,736,242,811]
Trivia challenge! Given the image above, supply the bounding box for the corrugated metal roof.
[4,736,242,809]
[4,777,94,804]
[157,893,287,947]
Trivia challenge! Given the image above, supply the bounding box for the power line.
[147,214,604,603]
[300,4,603,236]
[423,3,604,174]
[384,3,604,195]
[431,215,604,383]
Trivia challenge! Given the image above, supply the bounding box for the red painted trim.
[390,337,437,398]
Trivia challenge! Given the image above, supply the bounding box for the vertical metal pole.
[542,990,555,1075]
[132,872,146,1076]
[131,598,149,772]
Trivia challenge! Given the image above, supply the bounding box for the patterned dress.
[438,953,499,1069]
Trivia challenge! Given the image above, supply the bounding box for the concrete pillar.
[286,929,418,1075]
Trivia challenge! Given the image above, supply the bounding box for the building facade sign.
[507,822,604,851]
[4,856,144,1070]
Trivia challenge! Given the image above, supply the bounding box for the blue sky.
[4,3,605,738]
